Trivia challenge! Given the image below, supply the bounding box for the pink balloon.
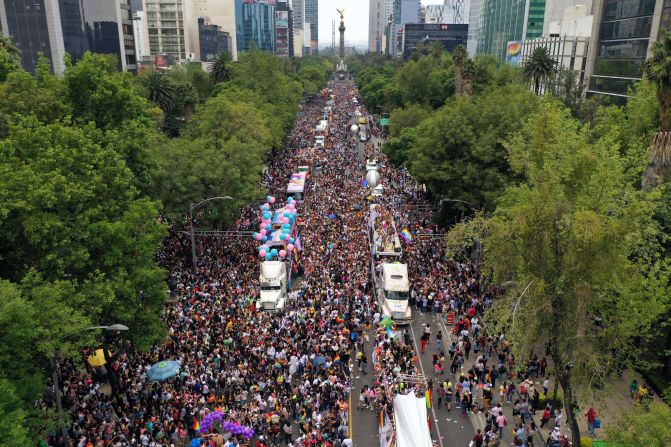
[269,197,276,203]
[255,233,263,241]
[287,244,294,252]
[279,250,286,258]
[260,229,267,236]
[283,217,289,224]
[259,250,267,257]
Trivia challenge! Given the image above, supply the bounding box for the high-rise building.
[195,0,238,60]
[425,0,470,24]
[304,0,317,54]
[275,0,293,57]
[291,0,304,56]
[477,0,527,60]
[585,0,665,100]
[403,23,468,57]
[0,0,136,74]
[198,16,232,61]
[133,10,150,61]
[143,0,199,64]
[369,0,386,52]
[235,0,275,53]
[466,0,481,55]
[524,0,547,39]
[387,0,420,57]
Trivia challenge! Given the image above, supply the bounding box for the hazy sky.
[318,0,445,46]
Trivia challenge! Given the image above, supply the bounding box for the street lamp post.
[188,196,234,273]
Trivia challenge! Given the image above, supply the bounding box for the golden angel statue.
[336,9,345,21]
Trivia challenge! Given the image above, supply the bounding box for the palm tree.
[451,44,468,96]
[461,58,477,97]
[209,51,233,83]
[643,29,671,186]
[140,71,175,113]
[522,46,557,95]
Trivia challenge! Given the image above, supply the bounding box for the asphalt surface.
[348,131,536,447]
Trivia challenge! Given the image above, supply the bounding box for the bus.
[287,172,307,203]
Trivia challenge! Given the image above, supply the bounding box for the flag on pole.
[400,228,413,243]
[379,411,385,428]
[425,389,432,409]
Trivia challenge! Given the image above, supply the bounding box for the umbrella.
[327,213,337,219]
[353,204,362,211]
[379,316,396,330]
[147,360,181,381]
[313,355,326,368]
[87,349,112,367]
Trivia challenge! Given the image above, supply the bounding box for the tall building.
[403,23,468,58]
[133,11,150,61]
[291,0,304,56]
[143,0,199,64]
[369,0,386,52]
[426,1,470,24]
[586,0,665,100]
[477,0,527,60]
[235,0,275,53]
[388,0,420,57]
[524,0,547,39]
[195,0,238,60]
[466,0,481,55]
[275,0,293,57]
[198,16,232,61]
[542,0,593,37]
[304,0,317,54]
[0,0,136,74]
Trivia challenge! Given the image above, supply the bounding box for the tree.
[454,100,657,447]
[408,85,538,217]
[64,52,148,129]
[522,46,557,95]
[0,35,20,82]
[209,50,233,83]
[451,44,467,96]
[605,402,671,446]
[643,29,671,186]
[140,71,175,113]
[461,58,476,97]
[0,118,168,348]
[389,104,430,138]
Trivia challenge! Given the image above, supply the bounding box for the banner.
[506,41,523,66]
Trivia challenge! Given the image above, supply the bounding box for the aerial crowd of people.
[48,79,579,447]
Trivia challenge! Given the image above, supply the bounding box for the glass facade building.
[477,0,527,61]
[304,0,317,54]
[235,0,275,53]
[588,0,657,98]
[525,0,546,39]
[0,0,134,73]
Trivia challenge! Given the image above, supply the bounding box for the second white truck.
[257,261,287,312]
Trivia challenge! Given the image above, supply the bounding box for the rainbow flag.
[400,228,412,243]
[425,389,432,409]
[193,418,200,431]
[379,411,385,428]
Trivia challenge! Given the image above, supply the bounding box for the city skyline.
[319,0,445,47]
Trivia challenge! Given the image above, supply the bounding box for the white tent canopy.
[393,392,432,447]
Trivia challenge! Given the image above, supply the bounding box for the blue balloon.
[267,195,272,201]
[271,249,278,255]
[265,253,272,260]
[290,238,295,244]
[265,224,271,230]
[262,236,268,242]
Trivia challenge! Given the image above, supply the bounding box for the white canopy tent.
[393,392,432,447]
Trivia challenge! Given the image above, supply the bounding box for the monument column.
[336,9,348,80]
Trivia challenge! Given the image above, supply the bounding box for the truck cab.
[375,263,411,324]
[256,261,287,312]
[315,135,325,148]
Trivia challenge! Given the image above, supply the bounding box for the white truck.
[256,261,288,312]
[374,263,411,324]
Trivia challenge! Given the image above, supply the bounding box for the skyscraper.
[466,0,481,55]
[304,0,317,54]
[0,0,136,74]
[586,0,665,100]
[524,0,547,39]
[275,0,293,57]
[369,0,385,52]
[235,0,275,53]
[291,0,304,56]
[477,0,527,60]
[143,0,200,64]
[195,0,238,60]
